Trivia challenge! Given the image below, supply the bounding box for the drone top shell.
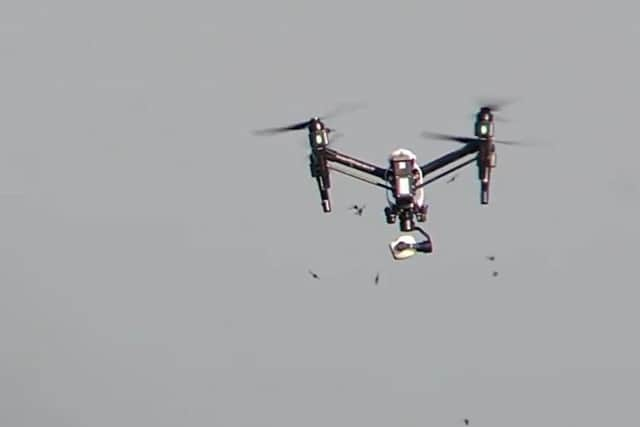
[389,148,417,162]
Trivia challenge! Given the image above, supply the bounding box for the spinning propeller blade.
[476,96,518,112]
[252,102,366,136]
[492,139,535,146]
[320,101,367,121]
[473,96,519,122]
[420,131,479,145]
[421,132,534,147]
[253,120,313,135]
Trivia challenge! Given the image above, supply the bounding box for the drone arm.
[416,156,477,189]
[419,142,480,176]
[327,164,392,191]
[325,148,388,180]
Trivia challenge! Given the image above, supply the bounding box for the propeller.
[421,132,478,145]
[253,118,316,135]
[252,102,366,136]
[320,101,367,121]
[473,96,519,122]
[476,96,518,112]
[420,131,533,147]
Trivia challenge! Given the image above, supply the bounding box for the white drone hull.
[386,148,425,208]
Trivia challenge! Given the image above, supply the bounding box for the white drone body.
[386,148,425,212]
[384,148,431,260]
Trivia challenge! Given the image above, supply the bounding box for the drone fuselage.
[384,149,427,232]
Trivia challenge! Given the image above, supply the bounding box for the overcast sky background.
[1,1,639,426]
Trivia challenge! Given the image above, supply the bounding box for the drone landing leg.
[321,191,331,212]
[481,182,489,205]
[315,177,331,212]
[480,166,490,205]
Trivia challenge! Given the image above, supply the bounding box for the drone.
[255,101,523,260]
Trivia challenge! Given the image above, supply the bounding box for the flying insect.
[254,101,524,259]
[349,204,366,216]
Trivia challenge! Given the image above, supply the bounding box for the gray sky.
[1,1,639,426]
